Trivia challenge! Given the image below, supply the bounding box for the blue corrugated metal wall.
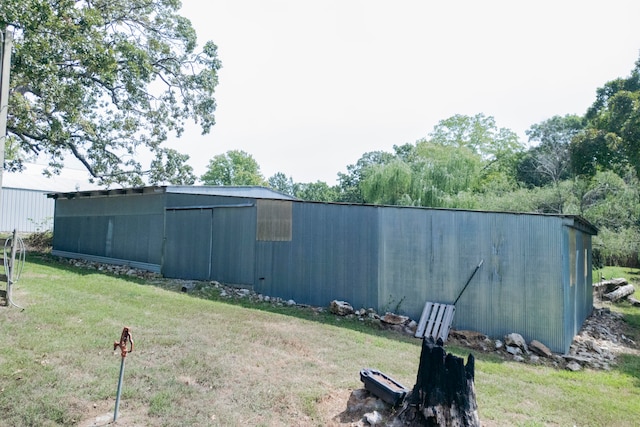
[52,193,165,266]
[255,202,379,310]
[162,194,256,283]
[377,209,572,352]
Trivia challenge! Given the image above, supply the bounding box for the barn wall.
[163,205,256,284]
[377,209,571,352]
[254,202,379,310]
[562,225,594,352]
[52,193,165,267]
[162,193,257,283]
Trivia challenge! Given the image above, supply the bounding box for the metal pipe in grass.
[113,327,134,422]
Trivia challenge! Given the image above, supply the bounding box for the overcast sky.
[170,0,640,185]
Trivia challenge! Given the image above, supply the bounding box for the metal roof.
[165,185,297,200]
[48,185,298,201]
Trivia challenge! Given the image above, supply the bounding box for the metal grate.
[414,302,456,342]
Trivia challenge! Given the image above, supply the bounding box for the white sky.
[169,0,640,185]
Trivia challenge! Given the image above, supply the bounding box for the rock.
[506,345,522,356]
[364,410,383,426]
[529,340,553,358]
[330,300,354,316]
[346,389,387,414]
[450,330,487,341]
[566,361,582,371]
[237,288,251,297]
[381,312,409,325]
[504,333,529,353]
[286,299,296,306]
[494,339,503,350]
[513,355,525,363]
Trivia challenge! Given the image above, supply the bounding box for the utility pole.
[0,28,14,200]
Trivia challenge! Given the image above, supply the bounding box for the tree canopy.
[200,150,265,186]
[1,0,220,186]
[570,58,640,178]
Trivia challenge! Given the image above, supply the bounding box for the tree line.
[201,57,640,268]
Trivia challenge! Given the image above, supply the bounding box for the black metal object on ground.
[359,368,409,406]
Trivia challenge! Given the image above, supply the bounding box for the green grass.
[0,254,639,426]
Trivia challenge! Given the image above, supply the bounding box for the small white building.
[1,164,98,233]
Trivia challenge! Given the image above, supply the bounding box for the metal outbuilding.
[1,163,99,232]
[48,185,597,353]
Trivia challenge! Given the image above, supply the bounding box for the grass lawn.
[1,255,639,426]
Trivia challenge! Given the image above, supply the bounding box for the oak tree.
[2,0,221,185]
[200,150,265,186]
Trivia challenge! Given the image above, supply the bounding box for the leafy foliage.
[518,115,584,187]
[200,150,265,186]
[267,172,295,196]
[2,0,220,185]
[570,58,640,179]
[293,181,339,202]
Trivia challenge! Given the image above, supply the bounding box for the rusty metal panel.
[256,199,292,241]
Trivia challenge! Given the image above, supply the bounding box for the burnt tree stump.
[392,337,480,426]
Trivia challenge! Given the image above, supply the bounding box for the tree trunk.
[392,337,480,426]
[603,284,635,302]
[627,296,640,307]
[593,278,627,293]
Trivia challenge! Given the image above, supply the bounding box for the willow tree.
[411,142,483,207]
[2,0,221,185]
[360,159,413,206]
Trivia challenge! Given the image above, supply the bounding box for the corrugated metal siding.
[255,202,379,309]
[163,205,256,284]
[562,225,594,352]
[164,209,214,280]
[378,210,568,352]
[52,194,165,265]
[1,188,54,232]
[211,206,256,285]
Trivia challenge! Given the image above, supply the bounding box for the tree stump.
[392,337,480,426]
[603,284,635,302]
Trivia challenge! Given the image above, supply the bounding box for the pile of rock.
[58,257,161,280]
[329,300,419,335]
